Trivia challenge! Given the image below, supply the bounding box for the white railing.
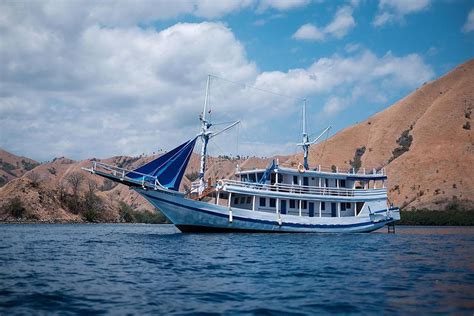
[219,179,386,197]
[88,161,162,190]
[240,164,385,176]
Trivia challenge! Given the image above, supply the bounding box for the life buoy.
[298,163,305,173]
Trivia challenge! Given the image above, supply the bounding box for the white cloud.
[373,0,431,26]
[293,6,355,41]
[292,23,325,41]
[325,6,356,38]
[257,0,311,12]
[0,1,434,161]
[254,50,434,116]
[462,9,474,33]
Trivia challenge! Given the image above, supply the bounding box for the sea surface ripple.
[1,224,473,315]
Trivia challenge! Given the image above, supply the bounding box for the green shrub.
[185,171,200,182]
[349,146,366,172]
[398,203,474,226]
[0,176,6,187]
[118,201,167,224]
[388,128,413,163]
[4,197,26,218]
[21,160,39,171]
[119,201,135,223]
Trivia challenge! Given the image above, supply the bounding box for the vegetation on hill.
[349,146,366,172]
[388,127,413,163]
[399,202,474,226]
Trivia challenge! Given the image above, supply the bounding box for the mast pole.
[302,99,310,170]
[199,75,211,193]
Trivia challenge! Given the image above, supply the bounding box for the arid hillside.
[0,149,39,187]
[289,58,474,210]
[0,149,270,222]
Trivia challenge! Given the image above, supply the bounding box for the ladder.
[387,222,396,233]
[189,187,215,201]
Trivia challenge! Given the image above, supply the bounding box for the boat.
[83,76,400,233]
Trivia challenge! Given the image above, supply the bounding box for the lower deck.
[214,191,373,218]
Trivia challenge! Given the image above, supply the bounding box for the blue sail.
[259,159,276,184]
[127,137,197,191]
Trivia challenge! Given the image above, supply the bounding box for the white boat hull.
[136,188,399,233]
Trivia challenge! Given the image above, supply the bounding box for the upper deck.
[236,164,387,181]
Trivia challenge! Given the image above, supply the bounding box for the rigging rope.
[209,74,304,102]
[318,128,331,165]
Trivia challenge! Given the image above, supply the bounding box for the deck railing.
[87,161,162,190]
[240,164,386,176]
[219,179,386,197]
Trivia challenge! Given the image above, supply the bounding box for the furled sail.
[127,137,197,191]
[259,159,276,184]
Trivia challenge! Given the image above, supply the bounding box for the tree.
[66,172,84,198]
[27,171,41,187]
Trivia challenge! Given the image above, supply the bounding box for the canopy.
[127,137,197,191]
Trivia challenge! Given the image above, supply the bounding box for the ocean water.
[0,224,473,315]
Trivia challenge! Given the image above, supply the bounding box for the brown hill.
[0,149,271,222]
[289,58,474,210]
[0,149,39,187]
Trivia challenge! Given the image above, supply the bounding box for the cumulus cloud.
[373,0,431,27]
[462,9,474,33]
[255,50,434,116]
[0,1,434,161]
[257,0,311,12]
[293,6,355,41]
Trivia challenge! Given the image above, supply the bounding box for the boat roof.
[236,166,387,180]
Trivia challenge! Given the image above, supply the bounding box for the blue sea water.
[0,224,473,315]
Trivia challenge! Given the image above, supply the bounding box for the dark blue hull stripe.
[141,191,398,229]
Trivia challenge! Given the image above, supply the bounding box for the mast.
[197,75,240,194]
[302,99,310,170]
[198,75,211,193]
[297,99,331,170]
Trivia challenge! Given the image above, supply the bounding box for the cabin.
[214,163,388,218]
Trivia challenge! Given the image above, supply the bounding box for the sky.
[0,0,473,162]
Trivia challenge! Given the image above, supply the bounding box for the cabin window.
[303,177,309,186]
[321,202,326,210]
[341,203,346,211]
[240,197,246,204]
[249,174,256,182]
[234,198,239,205]
[302,200,307,209]
[340,180,346,188]
[325,178,329,187]
[289,199,296,208]
[260,198,266,207]
[293,175,298,185]
[346,202,351,209]
[270,198,276,208]
[257,173,263,181]
[241,175,247,182]
[246,197,251,204]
